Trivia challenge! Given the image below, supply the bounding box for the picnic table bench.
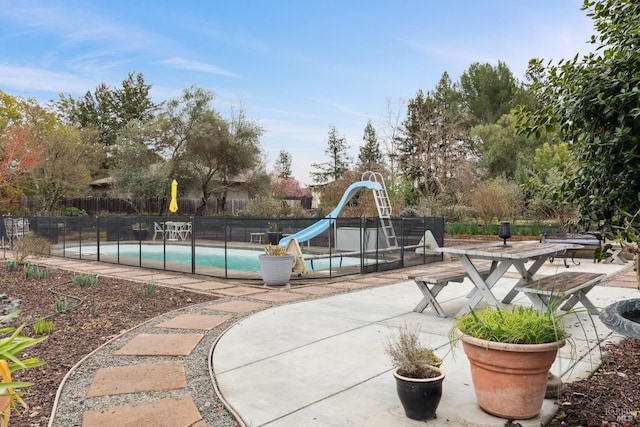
[401,261,493,317]
[515,271,605,315]
[539,226,601,267]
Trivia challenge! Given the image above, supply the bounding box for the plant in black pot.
[384,325,445,420]
[266,222,284,245]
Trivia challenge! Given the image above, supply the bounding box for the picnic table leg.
[502,257,548,304]
[559,287,600,315]
[456,257,509,316]
[413,281,448,317]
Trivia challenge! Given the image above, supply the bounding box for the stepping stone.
[212,287,268,297]
[205,300,268,313]
[326,281,375,290]
[250,292,306,303]
[115,334,204,356]
[182,281,236,291]
[290,286,340,296]
[87,361,186,397]
[82,395,202,427]
[348,276,392,285]
[154,314,231,330]
[156,277,206,285]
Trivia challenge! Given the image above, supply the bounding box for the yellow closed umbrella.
[169,179,179,213]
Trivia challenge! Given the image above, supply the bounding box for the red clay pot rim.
[454,328,566,352]
[392,366,445,382]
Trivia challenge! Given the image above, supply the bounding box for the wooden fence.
[18,196,250,216]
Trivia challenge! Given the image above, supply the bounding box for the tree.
[396,73,471,200]
[56,72,156,166]
[358,120,384,172]
[516,0,640,242]
[470,114,540,183]
[273,149,292,179]
[109,120,168,213]
[310,125,351,184]
[31,125,103,214]
[459,61,525,125]
[151,85,214,183]
[186,105,263,215]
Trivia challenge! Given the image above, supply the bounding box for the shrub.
[385,325,442,379]
[11,234,51,264]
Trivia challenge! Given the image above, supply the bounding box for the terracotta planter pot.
[259,254,294,286]
[393,366,445,420]
[455,328,565,419]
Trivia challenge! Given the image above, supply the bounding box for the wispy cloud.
[161,57,238,77]
[0,63,98,95]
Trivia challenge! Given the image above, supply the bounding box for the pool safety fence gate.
[1,215,445,281]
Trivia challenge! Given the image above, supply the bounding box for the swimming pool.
[71,244,363,273]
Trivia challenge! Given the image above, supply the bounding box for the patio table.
[438,241,582,316]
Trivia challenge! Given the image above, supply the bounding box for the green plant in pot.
[258,244,294,286]
[385,326,445,421]
[452,305,567,420]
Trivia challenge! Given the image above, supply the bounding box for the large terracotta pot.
[455,328,565,419]
[393,366,445,420]
[259,254,294,286]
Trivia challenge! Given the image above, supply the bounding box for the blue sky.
[0,1,595,186]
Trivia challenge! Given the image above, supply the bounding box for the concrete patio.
[212,260,636,426]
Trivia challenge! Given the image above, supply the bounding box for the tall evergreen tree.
[459,61,524,125]
[274,149,293,179]
[310,125,351,183]
[358,120,383,171]
[396,73,470,198]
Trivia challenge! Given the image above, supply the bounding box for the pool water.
[73,244,362,273]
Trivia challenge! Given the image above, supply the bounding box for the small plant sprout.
[22,264,49,279]
[32,318,56,336]
[54,296,68,313]
[4,260,17,271]
[72,274,99,287]
[136,281,156,297]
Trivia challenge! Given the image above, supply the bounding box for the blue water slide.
[279,180,383,247]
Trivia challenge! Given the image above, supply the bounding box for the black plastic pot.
[133,229,148,241]
[267,232,283,245]
[393,366,445,420]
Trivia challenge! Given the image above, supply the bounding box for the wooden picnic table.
[437,241,583,316]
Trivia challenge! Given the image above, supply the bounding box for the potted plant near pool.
[452,305,567,420]
[266,222,284,245]
[259,244,294,286]
[385,326,445,420]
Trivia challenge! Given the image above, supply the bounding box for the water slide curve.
[278,180,382,247]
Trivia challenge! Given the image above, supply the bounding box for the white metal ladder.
[362,171,398,249]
